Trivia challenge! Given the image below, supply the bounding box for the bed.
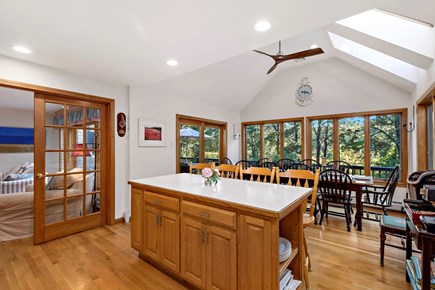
[0,172,94,242]
[0,175,34,195]
[0,162,34,195]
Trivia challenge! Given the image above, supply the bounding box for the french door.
[34,94,107,243]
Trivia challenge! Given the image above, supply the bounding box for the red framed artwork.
[138,119,166,147]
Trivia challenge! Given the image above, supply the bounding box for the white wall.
[129,85,241,180]
[0,107,34,173]
[0,55,129,219]
[242,58,412,121]
[241,58,412,202]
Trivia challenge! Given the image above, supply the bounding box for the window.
[417,95,435,171]
[245,124,260,161]
[339,117,365,175]
[311,119,334,164]
[308,109,407,182]
[428,103,433,169]
[242,118,304,163]
[283,121,302,161]
[176,115,227,173]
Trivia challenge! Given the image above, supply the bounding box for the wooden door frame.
[176,114,227,173]
[0,78,115,229]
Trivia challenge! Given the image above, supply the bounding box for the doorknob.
[36,173,46,179]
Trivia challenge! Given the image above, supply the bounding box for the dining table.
[350,175,374,231]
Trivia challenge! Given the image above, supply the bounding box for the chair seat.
[303,214,315,227]
[380,215,406,230]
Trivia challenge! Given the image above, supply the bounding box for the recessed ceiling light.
[254,21,271,32]
[12,46,31,54]
[310,44,318,49]
[166,59,178,67]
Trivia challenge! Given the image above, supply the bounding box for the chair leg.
[344,205,351,232]
[303,231,311,271]
[304,256,310,290]
[319,202,326,225]
[380,228,386,266]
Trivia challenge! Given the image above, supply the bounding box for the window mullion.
[364,116,371,177]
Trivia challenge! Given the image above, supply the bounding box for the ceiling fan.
[253,41,324,74]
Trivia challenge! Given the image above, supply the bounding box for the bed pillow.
[3,174,33,181]
[49,168,84,190]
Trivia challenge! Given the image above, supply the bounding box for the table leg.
[356,187,362,231]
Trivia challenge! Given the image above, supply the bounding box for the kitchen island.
[129,173,312,290]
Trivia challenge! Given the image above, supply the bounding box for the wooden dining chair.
[189,162,213,174]
[215,163,239,179]
[318,169,354,231]
[359,166,400,221]
[235,160,254,170]
[219,157,233,165]
[298,159,322,172]
[276,158,296,171]
[325,160,355,175]
[239,165,275,183]
[276,168,320,289]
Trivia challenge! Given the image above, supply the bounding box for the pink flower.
[202,167,213,178]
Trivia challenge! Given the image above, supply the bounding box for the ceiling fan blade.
[267,62,279,74]
[253,49,274,58]
[281,48,324,61]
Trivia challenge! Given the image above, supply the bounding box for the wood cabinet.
[129,174,310,290]
[142,191,180,273]
[239,214,273,290]
[131,187,142,251]
[181,201,237,290]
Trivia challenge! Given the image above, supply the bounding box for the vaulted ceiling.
[0,0,434,111]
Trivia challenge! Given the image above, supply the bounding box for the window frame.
[416,85,435,170]
[241,117,305,162]
[307,108,408,184]
[176,114,227,173]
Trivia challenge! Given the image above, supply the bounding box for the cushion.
[381,215,406,229]
[3,174,33,181]
[49,168,84,190]
[7,164,23,175]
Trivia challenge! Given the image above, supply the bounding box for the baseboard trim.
[114,217,129,224]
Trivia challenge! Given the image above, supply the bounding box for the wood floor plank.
[0,216,412,289]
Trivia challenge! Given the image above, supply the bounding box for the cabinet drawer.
[144,191,179,212]
[181,201,236,229]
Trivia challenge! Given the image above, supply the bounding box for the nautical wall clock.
[295,77,313,107]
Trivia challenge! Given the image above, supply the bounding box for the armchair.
[359,166,400,221]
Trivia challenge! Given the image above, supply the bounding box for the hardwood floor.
[0,215,411,290]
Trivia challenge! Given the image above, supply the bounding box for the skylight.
[336,9,433,58]
[328,32,423,83]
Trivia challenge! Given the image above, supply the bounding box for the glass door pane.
[204,127,220,164]
[179,124,200,172]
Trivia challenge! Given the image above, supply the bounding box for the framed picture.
[0,126,34,153]
[138,119,166,147]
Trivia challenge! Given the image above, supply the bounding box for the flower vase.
[204,178,212,186]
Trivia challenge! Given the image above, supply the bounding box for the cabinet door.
[143,205,160,261]
[207,225,237,290]
[239,215,273,290]
[160,210,180,273]
[131,188,142,251]
[181,217,207,289]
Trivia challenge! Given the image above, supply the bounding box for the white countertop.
[129,173,312,213]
